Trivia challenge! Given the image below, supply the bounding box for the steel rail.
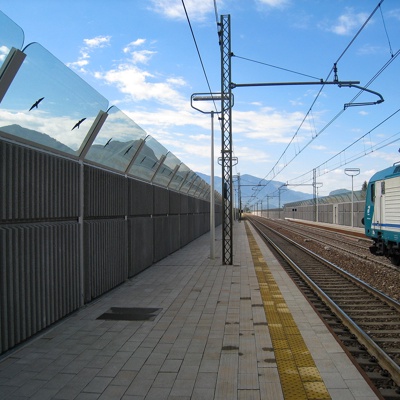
[266,218,397,271]
[248,217,400,386]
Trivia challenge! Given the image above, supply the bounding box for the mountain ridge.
[196,172,313,209]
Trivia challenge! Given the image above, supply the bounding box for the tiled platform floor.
[0,221,378,399]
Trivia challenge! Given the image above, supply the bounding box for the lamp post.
[344,168,360,227]
[191,93,226,260]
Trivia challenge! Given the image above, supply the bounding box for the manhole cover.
[97,307,162,321]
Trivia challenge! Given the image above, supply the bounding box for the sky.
[1,0,400,206]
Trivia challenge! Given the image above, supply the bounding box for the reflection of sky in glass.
[188,176,201,195]
[85,106,147,171]
[152,152,181,187]
[0,43,108,154]
[128,136,168,182]
[0,11,24,68]
[0,11,211,198]
[181,171,197,193]
[169,163,189,191]
[191,179,205,196]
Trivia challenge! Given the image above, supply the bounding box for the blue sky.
[1,0,400,202]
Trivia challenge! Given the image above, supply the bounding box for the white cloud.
[256,0,290,9]
[122,39,157,65]
[357,44,383,56]
[289,99,304,106]
[189,134,211,141]
[125,108,205,134]
[233,108,308,143]
[148,0,219,22]
[68,35,111,73]
[311,145,327,151]
[131,50,157,64]
[235,145,271,163]
[388,9,400,21]
[69,59,89,68]
[84,36,111,48]
[0,45,10,62]
[123,38,147,53]
[328,8,368,36]
[95,63,187,106]
[0,109,88,151]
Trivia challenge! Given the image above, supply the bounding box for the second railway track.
[247,216,400,400]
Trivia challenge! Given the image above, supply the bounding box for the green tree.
[362,181,368,192]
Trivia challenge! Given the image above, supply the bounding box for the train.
[363,162,400,266]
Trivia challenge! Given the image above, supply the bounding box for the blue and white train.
[363,162,400,266]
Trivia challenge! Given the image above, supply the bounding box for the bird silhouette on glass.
[72,118,86,130]
[103,138,112,148]
[124,144,133,155]
[29,97,44,111]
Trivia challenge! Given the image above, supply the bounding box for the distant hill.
[0,124,74,154]
[329,188,351,196]
[0,125,160,173]
[196,172,313,209]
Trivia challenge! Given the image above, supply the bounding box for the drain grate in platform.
[97,307,162,321]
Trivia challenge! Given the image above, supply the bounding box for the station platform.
[0,221,379,400]
[284,218,367,238]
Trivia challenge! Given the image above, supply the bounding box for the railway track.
[247,216,400,400]
[266,217,395,270]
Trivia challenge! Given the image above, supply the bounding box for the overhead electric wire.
[232,55,322,81]
[244,0,388,207]
[290,107,400,186]
[379,2,394,57]
[286,47,400,189]
[246,47,400,207]
[297,132,400,185]
[335,0,385,65]
[181,0,218,113]
[213,0,219,27]
[181,0,239,186]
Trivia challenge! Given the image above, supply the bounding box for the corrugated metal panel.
[153,186,169,216]
[84,165,127,217]
[169,215,180,253]
[1,139,218,355]
[0,141,79,222]
[169,191,181,215]
[84,219,128,300]
[153,216,170,263]
[0,222,80,354]
[128,178,153,216]
[128,217,154,277]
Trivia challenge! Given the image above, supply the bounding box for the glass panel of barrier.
[169,163,189,191]
[188,176,201,196]
[85,106,147,171]
[0,11,214,199]
[181,171,197,194]
[195,180,207,197]
[0,43,108,156]
[0,11,24,70]
[152,151,181,187]
[128,135,167,182]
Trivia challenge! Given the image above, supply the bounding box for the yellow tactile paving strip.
[245,222,331,400]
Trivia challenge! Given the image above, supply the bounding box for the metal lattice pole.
[313,168,316,222]
[220,15,233,264]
